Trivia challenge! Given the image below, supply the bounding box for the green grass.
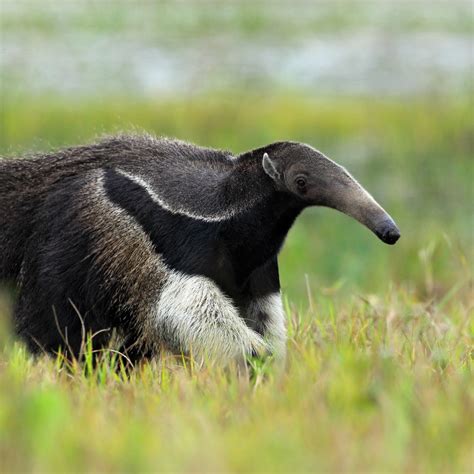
[0,94,472,472]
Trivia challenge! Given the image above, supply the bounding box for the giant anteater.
[0,135,400,363]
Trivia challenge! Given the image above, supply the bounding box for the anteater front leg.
[243,258,287,363]
[153,272,268,364]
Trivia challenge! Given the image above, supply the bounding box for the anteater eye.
[295,177,307,189]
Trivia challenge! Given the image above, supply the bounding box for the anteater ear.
[262,153,281,181]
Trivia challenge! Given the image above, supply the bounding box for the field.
[0,96,472,473]
[0,2,473,473]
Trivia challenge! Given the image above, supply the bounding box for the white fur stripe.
[116,169,238,222]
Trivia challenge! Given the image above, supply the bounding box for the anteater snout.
[375,219,401,245]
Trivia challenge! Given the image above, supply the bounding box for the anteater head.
[262,142,400,245]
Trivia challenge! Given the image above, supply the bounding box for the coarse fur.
[0,134,399,364]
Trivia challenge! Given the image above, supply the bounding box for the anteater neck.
[222,156,304,286]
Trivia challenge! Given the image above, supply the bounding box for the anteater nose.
[383,227,401,245]
[375,219,401,245]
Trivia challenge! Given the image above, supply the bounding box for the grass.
[0,279,472,472]
[0,94,472,472]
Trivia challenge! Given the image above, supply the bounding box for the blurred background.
[0,0,472,303]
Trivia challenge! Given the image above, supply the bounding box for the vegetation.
[0,94,472,472]
[2,1,472,36]
[0,283,472,472]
